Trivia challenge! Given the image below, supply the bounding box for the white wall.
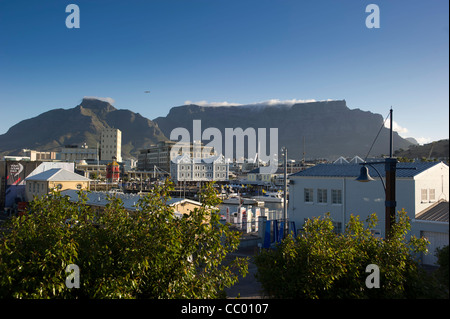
[289,176,418,238]
[413,163,449,215]
[101,128,122,162]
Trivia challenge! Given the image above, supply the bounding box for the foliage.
[435,245,449,291]
[0,180,248,298]
[254,210,446,298]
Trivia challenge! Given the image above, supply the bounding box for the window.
[76,184,82,190]
[332,221,342,234]
[318,189,327,203]
[421,189,427,202]
[331,189,342,204]
[429,189,435,201]
[304,188,314,203]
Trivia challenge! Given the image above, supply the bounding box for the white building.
[288,162,449,264]
[101,128,122,163]
[171,154,229,183]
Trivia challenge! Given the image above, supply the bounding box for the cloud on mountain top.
[184,98,335,107]
[83,96,115,105]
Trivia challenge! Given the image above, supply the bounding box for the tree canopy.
[0,180,248,298]
[255,210,448,299]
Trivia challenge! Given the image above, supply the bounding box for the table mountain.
[154,100,413,160]
[0,98,414,161]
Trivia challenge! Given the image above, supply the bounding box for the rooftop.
[61,189,202,213]
[416,200,449,223]
[25,168,90,182]
[290,162,444,178]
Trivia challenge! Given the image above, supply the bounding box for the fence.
[224,206,284,233]
[223,205,297,248]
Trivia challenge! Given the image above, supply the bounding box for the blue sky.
[0,0,448,144]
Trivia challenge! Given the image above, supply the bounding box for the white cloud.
[384,120,409,135]
[83,96,115,105]
[184,98,336,108]
[252,99,319,106]
[184,100,242,107]
[415,137,432,145]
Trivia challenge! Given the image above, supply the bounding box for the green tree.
[435,245,449,291]
[0,180,248,298]
[254,210,446,298]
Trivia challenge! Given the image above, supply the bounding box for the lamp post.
[281,146,288,236]
[356,108,397,239]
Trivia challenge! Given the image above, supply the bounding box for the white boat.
[222,194,263,206]
[252,191,286,204]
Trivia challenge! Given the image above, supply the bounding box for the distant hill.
[154,100,413,160]
[394,139,449,160]
[0,98,417,161]
[0,98,167,158]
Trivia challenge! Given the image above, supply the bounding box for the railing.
[222,206,297,249]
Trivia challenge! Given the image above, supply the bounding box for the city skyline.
[0,0,448,145]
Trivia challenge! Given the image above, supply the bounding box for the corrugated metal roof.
[416,200,449,223]
[290,162,442,178]
[25,168,90,182]
[61,189,201,212]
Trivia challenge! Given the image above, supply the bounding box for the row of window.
[179,165,226,171]
[304,188,342,204]
[28,182,83,193]
[179,172,226,178]
[421,188,436,202]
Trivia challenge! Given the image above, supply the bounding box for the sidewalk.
[225,246,265,299]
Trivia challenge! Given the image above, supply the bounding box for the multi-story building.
[21,149,59,161]
[288,161,449,265]
[137,141,214,174]
[101,128,122,163]
[170,153,229,183]
[60,143,97,162]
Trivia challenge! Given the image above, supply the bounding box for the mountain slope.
[0,98,167,158]
[154,100,413,160]
[394,139,449,160]
[0,98,416,161]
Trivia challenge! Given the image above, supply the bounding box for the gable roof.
[290,162,443,178]
[171,154,228,164]
[416,200,449,223]
[25,168,90,182]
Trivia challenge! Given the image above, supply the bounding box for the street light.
[281,146,288,236]
[356,108,397,239]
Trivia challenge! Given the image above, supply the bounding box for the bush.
[435,245,449,291]
[255,210,446,298]
[0,180,248,298]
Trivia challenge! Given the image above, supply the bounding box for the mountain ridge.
[0,98,167,158]
[0,98,415,160]
[154,99,413,160]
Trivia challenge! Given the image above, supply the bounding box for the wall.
[288,175,417,238]
[101,128,122,162]
[414,163,449,215]
[25,180,89,202]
